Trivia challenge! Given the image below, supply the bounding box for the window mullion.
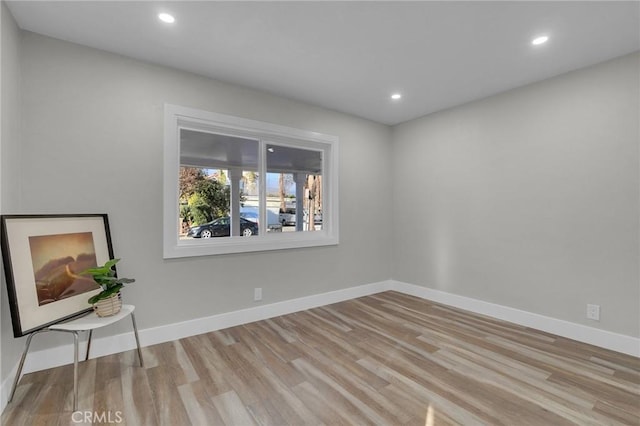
[258,138,267,237]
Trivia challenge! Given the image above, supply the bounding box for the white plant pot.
[93,292,122,317]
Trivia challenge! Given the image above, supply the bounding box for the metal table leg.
[9,329,47,403]
[72,331,79,412]
[8,306,142,412]
[131,312,144,367]
[10,329,80,411]
[85,330,93,361]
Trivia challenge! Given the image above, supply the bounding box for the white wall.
[392,53,640,338]
[1,1,24,385]
[2,31,392,379]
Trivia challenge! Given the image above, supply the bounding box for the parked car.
[303,210,323,224]
[187,217,258,238]
[240,211,259,223]
[279,208,296,226]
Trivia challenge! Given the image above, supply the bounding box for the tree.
[213,169,227,185]
[243,171,258,196]
[306,174,317,231]
[179,167,205,201]
[278,173,294,211]
[302,174,323,230]
[180,204,192,223]
[188,179,231,225]
[180,167,247,226]
[279,173,286,211]
[179,204,192,233]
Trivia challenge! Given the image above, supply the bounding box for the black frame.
[1,214,115,337]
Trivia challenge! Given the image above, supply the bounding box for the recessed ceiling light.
[531,35,549,46]
[391,93,402,100]
[158,13,175,24]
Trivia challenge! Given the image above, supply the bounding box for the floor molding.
[0,362,18,414]
[3,278,638,413]
[0,280,391,413]
[390,280,640,358]
[5,291,636,424]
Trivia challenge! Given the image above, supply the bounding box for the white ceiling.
[7,1,640,125]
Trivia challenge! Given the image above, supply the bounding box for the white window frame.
[163,104,339,258]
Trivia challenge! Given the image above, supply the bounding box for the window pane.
[304,174,323,231]
[179,129,260,240]
[165,105,338,257]
[266,144,322,232]
[240,171,261,233]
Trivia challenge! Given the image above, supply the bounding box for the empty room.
[1,1,638,425]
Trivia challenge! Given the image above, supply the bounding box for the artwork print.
[29,232,99,306]
[1,214,114,337]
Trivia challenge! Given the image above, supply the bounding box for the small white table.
[8,305,143,412]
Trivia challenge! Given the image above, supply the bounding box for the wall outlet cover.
[587,304,600,321]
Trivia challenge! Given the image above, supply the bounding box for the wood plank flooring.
[3,291,639,425]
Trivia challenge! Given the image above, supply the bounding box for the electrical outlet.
[586,304,600,321]
[254,287,262,301]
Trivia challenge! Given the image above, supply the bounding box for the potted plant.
[81,258,135,317]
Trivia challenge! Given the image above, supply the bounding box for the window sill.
[164,233,339,258]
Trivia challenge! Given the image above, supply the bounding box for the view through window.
[164,105,338,257]
[179,130,260,239]
[266,144,323,233]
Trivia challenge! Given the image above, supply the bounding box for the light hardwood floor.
[3,291,639,425]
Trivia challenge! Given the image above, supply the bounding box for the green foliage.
[188,179,232,225]
[81,258,135,305]
[188,192,213,225]
[179,167,206,201]
[180,167,247,226]
[215,170,227,185]
[180,204,192,223]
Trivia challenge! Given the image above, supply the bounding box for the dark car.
[240,211,259,223]
[187,217,258,238]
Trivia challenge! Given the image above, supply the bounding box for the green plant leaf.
[103,258,120,269]
[83,258,134,305]
[102,284,123,298]
[80,258,120,277]
[88,283,123,304]
[95,276,117,282]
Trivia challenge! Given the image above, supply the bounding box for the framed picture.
[1,214,114,337]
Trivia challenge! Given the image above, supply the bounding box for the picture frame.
[1,214,114,337]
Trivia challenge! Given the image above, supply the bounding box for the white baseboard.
[390,280,640,358]
[0,280,391,412]
[3,278,638,414]
[140,280,389,348]
[0,362,18,413]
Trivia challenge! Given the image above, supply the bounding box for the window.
[164,104,339,258]
[266,144,324,232]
